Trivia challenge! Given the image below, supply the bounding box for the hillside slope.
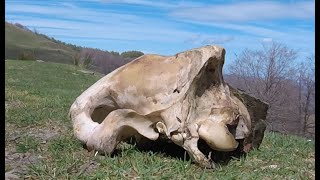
[5,60,315,179]
[5,22,78,64]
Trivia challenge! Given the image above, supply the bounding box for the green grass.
[5,22,77,64]
[5,60,315,179]
[16,136,40,153]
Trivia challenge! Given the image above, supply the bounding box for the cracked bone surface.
[69,45,254,168]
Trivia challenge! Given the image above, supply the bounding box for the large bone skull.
[69,45,254,168]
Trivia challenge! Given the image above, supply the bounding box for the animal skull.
[69,45,253,168]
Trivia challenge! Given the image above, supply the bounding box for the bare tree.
[80,49,95,69]
[227,42,299,133]
[92,49,126,74]
[73,52,81,66]
[296,55,315,137]
[78,48,130,74]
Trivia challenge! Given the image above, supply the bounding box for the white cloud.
[172,18,288,40]
[171,1,315,22]
[184,34,234,46]
[202,36,234,45]
[101,0,176,8]
[8,17,196,43]
[262,38,273,43]
[5,3,141,24]
[5,3,198,43]
[183,34,201,44]
[100,0,204,9]
[6,1,250,46]
[164,16,314,49]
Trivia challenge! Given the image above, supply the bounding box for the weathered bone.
[69,45,256,168]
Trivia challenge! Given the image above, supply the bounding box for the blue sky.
[5,0,315,68]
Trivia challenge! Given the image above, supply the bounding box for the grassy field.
[5,22,77,64]
[5,60,315,179]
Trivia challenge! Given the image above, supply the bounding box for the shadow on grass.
[124,137,248,166]
[82,136,247,167]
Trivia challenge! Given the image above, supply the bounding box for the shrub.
[18,50,36,61]
[121,51,144,59]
